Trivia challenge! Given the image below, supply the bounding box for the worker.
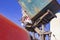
[21,9,35,40]
[21,9,32,26]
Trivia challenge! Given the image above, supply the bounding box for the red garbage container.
[0,14,31,40]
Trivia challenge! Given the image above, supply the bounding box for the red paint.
[0,14,30,40]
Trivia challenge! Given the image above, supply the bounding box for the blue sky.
[0,0,22,26]
[0,0,60,29]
